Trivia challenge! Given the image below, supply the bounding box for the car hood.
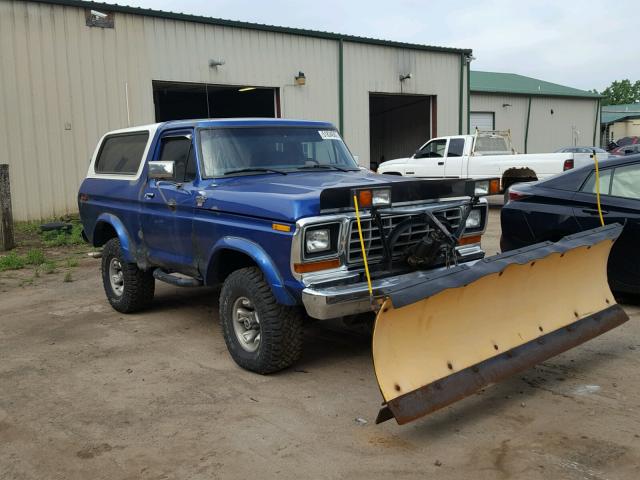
[199,170,413,222]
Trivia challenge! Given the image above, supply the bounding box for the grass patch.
[25,248,46,266]
[63,271,73,283]
[41,223,84,247]
[0,251,26,271]
[0,248,51,272]
[65,258,79,268]
[42,260,57,274]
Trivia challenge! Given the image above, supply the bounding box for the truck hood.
[199,170,465,222]
[379,157,412,167]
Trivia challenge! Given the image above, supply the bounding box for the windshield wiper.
[223,167,287,176]
[295,165,356,172]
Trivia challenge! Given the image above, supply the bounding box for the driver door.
[406,139,447,177]
[140,130,200,274]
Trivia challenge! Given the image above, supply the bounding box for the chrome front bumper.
[301,249,483,320]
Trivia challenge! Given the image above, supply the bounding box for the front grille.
[347,207,462,264]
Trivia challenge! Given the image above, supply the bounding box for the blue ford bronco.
[79,119,489,374]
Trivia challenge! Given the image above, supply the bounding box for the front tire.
[219,267,303,374]
[101,238,155,313]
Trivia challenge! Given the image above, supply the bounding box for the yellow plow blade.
[373,224,628,425]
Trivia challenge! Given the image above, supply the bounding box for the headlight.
[465,208,482,229]
[474,180,489,196]
[474,178,500,196]
[372,188,391,206]
[305,228,330,253]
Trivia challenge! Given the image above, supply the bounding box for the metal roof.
[470,71,601,99]
[601,103,640,124]
[31,0,472,55]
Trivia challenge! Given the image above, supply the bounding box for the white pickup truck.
[377,130,601,194]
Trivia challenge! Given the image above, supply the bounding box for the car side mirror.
[624,149,633,155]
[148,160,175,180]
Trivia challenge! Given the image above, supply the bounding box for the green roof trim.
[470,71,601,99]
[31,0,472,55]
[601,104,640,124]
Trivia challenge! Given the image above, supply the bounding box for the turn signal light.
[357,190,373,208]
[489,179,500,194]
[294,258,341,274]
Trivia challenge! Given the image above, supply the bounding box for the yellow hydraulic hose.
[353,195,374,300]
[593,150,605,227]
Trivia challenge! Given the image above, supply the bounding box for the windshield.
[199,127,359,176]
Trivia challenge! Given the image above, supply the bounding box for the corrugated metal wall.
[0,0,465,220]
[471,93,598,153]
[527,97,598,153]
[343,42,465,163]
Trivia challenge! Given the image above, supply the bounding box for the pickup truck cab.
[79,119,488,374]
[377,130,599,194]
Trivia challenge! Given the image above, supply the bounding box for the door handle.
[406,171,415,175]
[144,192,155,199]
[582,207,608,215]
[437,161,444,166]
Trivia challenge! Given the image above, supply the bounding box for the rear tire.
[101,238,155,313]
[219,267,303,374]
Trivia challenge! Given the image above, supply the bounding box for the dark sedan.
[501,154,640,295]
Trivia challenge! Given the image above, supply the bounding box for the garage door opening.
[152,81,279,121]
[369,94,432,170]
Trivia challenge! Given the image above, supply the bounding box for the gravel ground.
[1,208,639,479]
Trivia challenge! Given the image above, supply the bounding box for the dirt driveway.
[1,209,639,479]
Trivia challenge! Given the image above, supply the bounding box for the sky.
[122,0,635,92]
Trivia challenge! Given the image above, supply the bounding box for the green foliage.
[0,251,26,271]
[42,260,57,274]
[63,271,73,283]
[65,258,79,268]
[41,223,84,247]
[25,249,46,266]
[596,79,640,106]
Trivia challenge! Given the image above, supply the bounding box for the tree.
[595,79,640,105]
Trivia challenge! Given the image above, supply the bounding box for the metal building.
[0,0,473,221]
[470,71,601,154]
[601,103,640,146]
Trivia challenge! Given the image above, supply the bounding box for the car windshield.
[199,127,359,177]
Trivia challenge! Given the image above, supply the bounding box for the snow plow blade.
[373,224,628,425]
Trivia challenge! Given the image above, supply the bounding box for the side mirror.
[148,161,175,180]
[624,149,633,155]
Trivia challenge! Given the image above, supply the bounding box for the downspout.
[593,98,600,146]
[524,96,532,153]
[459,54,464,134]
[466,59,471,134]
[338,38,344,135]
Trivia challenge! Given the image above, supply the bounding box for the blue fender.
[94,213,136,263]
[207,236,296,305]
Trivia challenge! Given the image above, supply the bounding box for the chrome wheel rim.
[109,258,124,296]
[232,296,261,353]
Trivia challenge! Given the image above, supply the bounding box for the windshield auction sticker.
[318,130,341,140]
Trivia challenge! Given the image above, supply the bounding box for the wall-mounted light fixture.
[209,59,225,68]
[464,54,476,64]
[294,71,306,86]
[550,109,554,115]
[399,73,412,82]
[238,87,256,92]
[502,103,512,108]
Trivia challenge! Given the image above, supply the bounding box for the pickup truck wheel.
[220,267,302,374]
[101,238,155,313]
